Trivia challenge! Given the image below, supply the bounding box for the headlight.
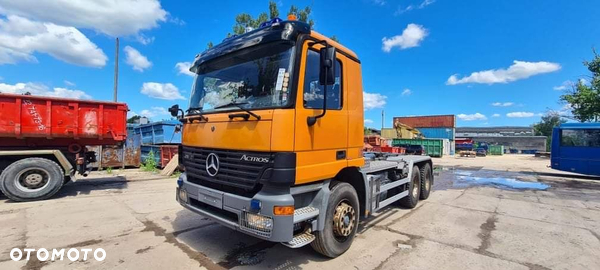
[178,188,188,203]
[244,212,273,230]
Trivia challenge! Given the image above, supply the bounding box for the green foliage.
[330,35,340,43]
[127,115,141,124]
[219,1,315,39]
[207,41,214,49]
[172,170,182,178]
[142,151,158,172]
[364,127,372,135]
[106,167,113,174]
[533,113,566,151]
[560,50,600,122]
[288,5,314,27]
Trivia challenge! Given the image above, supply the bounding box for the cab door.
[294,41,349,184]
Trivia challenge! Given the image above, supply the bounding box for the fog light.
[179,188,188,203]
[273,206,294,216]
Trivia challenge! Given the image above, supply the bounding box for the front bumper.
[176,172,294,242]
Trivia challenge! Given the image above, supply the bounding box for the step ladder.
[282,206,320,248]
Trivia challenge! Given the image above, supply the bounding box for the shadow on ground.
[53,176,129,198]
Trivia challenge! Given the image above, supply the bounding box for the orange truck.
[170,18,433,257]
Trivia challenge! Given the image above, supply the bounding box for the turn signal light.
[287,14,297,21]
[273,206,294,216]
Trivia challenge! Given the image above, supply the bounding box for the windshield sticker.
[275,68,286,91]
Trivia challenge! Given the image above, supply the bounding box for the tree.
[533,112,566,151]
[127,115,141,124]
[208,1,335,46]
[560,50,600,122]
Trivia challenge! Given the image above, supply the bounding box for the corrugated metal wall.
[417,127,455,140]
[393,115,456,128]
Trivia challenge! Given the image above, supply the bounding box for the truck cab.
[173,18,433,257]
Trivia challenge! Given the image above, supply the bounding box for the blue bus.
[551,123,600,176]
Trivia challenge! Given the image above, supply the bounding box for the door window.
[303,50,342,110]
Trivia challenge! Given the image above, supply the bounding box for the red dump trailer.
[0,94,128,201]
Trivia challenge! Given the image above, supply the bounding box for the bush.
[142,151,158,172]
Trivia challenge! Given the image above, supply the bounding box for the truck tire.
[311,182,359,258]
[0,158,65,202]
[419,163,433,200]
[398,165,420,208]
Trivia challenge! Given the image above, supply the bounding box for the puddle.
[434,166,550,191]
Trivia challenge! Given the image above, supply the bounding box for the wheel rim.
[412,173,419,198]
[15,167,51,192]
[333,200,356,242]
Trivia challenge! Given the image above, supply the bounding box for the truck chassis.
[176,153,432,257]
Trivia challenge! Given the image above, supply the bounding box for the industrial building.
[456,126,534,137]
[456,127,546,153]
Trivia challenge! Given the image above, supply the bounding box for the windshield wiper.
[214,101,261,120]
[186,107,208,122]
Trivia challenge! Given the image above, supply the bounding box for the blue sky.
[0,0,598,128]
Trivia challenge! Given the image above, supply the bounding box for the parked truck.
[171,17,433,257]
[0,94,128,201]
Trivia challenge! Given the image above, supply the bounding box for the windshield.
[189,42,295,113]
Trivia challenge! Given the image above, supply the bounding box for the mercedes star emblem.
[206,153,219,176]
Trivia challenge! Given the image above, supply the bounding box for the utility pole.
[381,110,384,131]
[113,38,119,102]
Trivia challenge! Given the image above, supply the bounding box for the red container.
[397,147,406,154]
[160,145,179,168]
[393,115,455,128]
[0,94,128,147]
[455,138,474,145]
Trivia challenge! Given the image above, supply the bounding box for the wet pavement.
[434,166,550,191]
[1,165,600,270]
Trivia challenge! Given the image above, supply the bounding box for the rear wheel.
[419,163,433,200]
[398,165,421,208]
[311,182,359,258]
[0,158,65,202]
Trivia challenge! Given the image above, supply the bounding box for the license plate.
[198,187,223,209]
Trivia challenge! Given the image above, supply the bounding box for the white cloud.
[64,80,75,87]
[419,0,436,8]
[382,24,428,52]
[457,113,487,121]
[364,92,387,110]
[0,0,167,37]
[447,61,561,85]
[175,62,195,77]
[394,0,435,15]
[492,113,501,117]
[124,46,152,72]
[394,5,414,16]
[140,107,170,118]
[0,15,107,67]
[136,34,155,45]
[553,80,574,91]
[371,0,387,6]
[127,110,138,118]
[364,119,374,125]
[0,82,91,99]
[506,112,535,118]
[491,102,514,107]
[140,82,185,100]
[401,88,412,96]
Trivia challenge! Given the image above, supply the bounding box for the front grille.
[182,146,273,196]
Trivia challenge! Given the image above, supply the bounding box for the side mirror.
[319,46,336,86]
[307,44,336,127]
[168,104,183,118]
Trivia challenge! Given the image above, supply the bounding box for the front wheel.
[0,158,65,202]
[311,182,360,258]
